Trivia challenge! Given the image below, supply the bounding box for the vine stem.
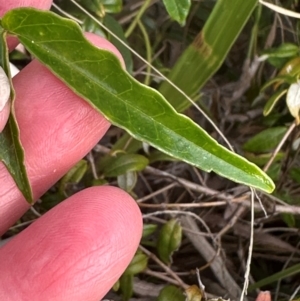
[124,0,152,38]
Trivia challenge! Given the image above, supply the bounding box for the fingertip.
[0,186,142,300]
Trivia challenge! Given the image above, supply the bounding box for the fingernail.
[0,66,10,112]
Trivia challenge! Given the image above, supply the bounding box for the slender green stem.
[125,0,151,38]
[137,20,152,85]
[248,4,261,58]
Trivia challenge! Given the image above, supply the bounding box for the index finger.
[0,0,53,130]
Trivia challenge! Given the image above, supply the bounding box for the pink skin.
[0,1,142,300]
[255,292,271,301]
[0,0,52,51]
[0,0,52,130]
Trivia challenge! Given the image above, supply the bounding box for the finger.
[0,186,143,301]
[0,0,53,130]
[255,291,271,301]
[0,0,52,16]
[0,33,123,235]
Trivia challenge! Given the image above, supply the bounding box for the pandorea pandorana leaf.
[0,27,33,203]
[1,8,275,193]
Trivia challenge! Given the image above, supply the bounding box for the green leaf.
[281,213,295,228]
[260,74,297,92]
[243,127,288,153]
[82,17,105,37]
[289,167,300,184]
[100,0,123,14]
[83,14,133,73]
[0,27,33,203]
[260,75,295,92]
[117,171,137,192]
[266,162,281,182]
[111,133,143,153]
[157,219,182,265]
[1,8,275,193]
[76,0,122,17]
[142,223,158,238]
[263,43,300,59]
[263,89,287,116]
[112,279,120,291]
[149,149,178,163]
[157,285,185,301]
[244,152,284,166]
[100,152,148,177]
[162,0,191,26]
[263,43,300,68]
[92,178,107,186]
[119,274,133,301]
[124,253,148,275]
[278,56,300,77]
[59,159,87,194]
[104,14,133,73]
[81,15,133,73]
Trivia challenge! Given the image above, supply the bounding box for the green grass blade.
[159,0,258,112]
[2,8,274,193]
[248,263,300,291]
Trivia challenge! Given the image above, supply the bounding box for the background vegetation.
[4,0,300,300]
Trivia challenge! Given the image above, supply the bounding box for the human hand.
[0,1,142,300]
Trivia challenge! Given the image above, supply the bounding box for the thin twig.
[290,284,300,301]
[263,122,296,172]
[240,188,255,300]
[143,269,183,287]
[143,166,234,200]
[143,210,213,239]
[259,0,300,19]
[52,3,83,24]
[216,205,247,240]
[139,245,188,289]
[140,199,300,215]
[181,216,243,300]
[86,152,98,179]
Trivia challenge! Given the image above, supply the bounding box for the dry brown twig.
[181,215,243,300]
[139,245,188,289]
